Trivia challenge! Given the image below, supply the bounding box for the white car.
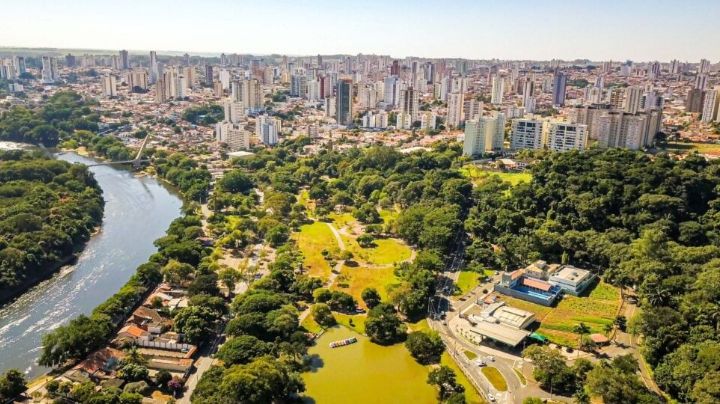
[486,355,495,362]
[487,393,495,402]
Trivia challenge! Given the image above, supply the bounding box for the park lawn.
[441,352,485,404]
[481,367,508,391]
[379,207,401,224]
[301,315,324,334]
[460,165,532,187]
[333,313,366,334]
[408,318,431,333]
[328,212,356,230]
[666,141,720,156]
[293,221,338,280]
[333,264,400,308]
[298,189,315,216]
[496,281,621,348]
[456,271,484,295]
[344,235,413,266]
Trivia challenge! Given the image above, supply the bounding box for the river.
[0,152,182,378]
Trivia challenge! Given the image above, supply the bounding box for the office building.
[336,79,353,126]
[383,76,399,106]
[204,65,213,86]
[463,113,506,156]
[545,122,587,152]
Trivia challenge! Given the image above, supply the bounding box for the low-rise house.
[495,260,597,306]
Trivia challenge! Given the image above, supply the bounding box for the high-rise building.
[127,70,148,92]
[623,86,643,114]
[695,74,708,90]
[687,89,706,113]
[447,92,465,129]
[119,50,129,69]
[223,99,245,124]
[255,115,282,145]
[594,110,661,149]
[511,118,544,150]
[216,122,251,151]
[291,74,307,97]
[336,79,353,126]
[545,122,587,152]
[463,113,506,156]
[399,86,419,123]
[155,74,167,103]
[491,74,504,105]
[699,58,711,74]
[149,51,159,84]
[204,65,214,86]
[65,54,76,68]
[522,80,535,112]
[41,56,59,83]
[102,74,117,97]
[702,86,720,123]
[552,71,567,106]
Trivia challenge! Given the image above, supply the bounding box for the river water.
[0,152,182,377]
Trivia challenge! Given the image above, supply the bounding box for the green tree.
[405,331,445,364]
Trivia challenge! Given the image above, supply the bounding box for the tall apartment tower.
[205,64,214,86]
[41,56,59,83]
[119,50,129,69]
[545,123,588,152]
[623,86,644,114]
[399,86,419,123]
[102,74,117,98]
[447,92,465,129]
[149,51,159,83]
[463,113,506,156]
[511,119,544,150]
[702,86,720,123]
[491,74,504,105]
[552,71,567,106]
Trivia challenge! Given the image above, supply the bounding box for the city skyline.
[4,0,719,61]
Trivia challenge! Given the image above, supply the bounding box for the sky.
[3,0,719,62]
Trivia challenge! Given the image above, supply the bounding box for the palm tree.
[573,322,591,355]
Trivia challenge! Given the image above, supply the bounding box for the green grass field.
[665,141,720,155]
[481,367,508,391]
[333,264,400,308]
[455,271,485,295]
[460,165,532,187]
[497,281,621,347]
[303,327,437,404]
[293,222,339,280]
[343,235,413,266]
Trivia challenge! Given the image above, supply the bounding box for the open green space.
[481,367,508,391]
[293,221,338,280]
[333,264,400,308]
[665,141,720,155]
[441,352,485,404]
[497,281,621,347]
[303,327,436,404]
[343,235,413,266]
[459,165,532,186]
[455,271,485,295]
[327,212,356,229]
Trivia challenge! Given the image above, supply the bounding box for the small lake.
[303,327,436,404]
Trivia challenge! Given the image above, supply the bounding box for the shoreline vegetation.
[0,150,104,306]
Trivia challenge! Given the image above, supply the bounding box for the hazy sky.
[4,0,718,61]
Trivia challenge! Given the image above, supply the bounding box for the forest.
[465,148,720,403]
[0,150,103,301]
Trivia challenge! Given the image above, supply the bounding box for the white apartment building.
[510,119,544,150]
[447,92,465,128]
[255,115,281,146]
[545,123,588,152]
[216,122,251,151]
[702,86,720,123]
[102,74,117,98]
[463,113,506,156]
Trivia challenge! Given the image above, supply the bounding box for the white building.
[41,56,59,84]
[216,122,251,151]
[255,115,281,145]
[510,118,544,150]
[491,74,504,105]
[223,99,245,124]
[102,74,117,98]
[447,92,465,129]
[463,112,506,156]
[623,85,643,114]
[545,122,588,152]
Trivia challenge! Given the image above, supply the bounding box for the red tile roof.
[522,277,552,292]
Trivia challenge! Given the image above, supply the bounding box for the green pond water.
[303,327,437,404]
